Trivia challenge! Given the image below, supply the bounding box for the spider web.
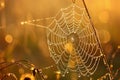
[22,3,103,77]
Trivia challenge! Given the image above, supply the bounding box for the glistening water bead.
[67,33,79,46]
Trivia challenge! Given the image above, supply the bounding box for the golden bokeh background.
[0,0,120,80]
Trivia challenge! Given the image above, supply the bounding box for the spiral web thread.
[21,3,103,77]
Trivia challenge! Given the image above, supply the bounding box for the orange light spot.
[56,71,61,75]
[1,2,5,8]
[118,45,120,49]
[21,22,24,25]
[5,34,13,44]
